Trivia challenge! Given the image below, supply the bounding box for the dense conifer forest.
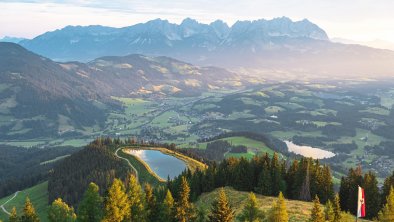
[0,145,80,198]
[43,138,394,221]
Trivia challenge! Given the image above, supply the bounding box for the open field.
[197,136,273,153]
[0,182,48,222]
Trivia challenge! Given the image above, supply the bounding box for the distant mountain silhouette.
[20,17,328,63]
[19,17,394,78]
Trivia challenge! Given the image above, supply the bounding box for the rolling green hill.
[197,136,274,159]
[0,182,48,222]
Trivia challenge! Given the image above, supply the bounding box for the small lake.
[125,149,187,180]
[285,141,335,159]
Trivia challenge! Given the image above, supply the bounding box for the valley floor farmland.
[1,82,394,180]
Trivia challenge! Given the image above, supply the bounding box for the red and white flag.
[357,186,366,218]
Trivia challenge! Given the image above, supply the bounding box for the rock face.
[19,17,328,62]
[18,17,394,78]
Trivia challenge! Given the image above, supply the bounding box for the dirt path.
[115,147,139,182]
[0,191,19,215]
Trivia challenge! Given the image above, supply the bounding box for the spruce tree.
[9,207,19,222]
[271,153,285,196]
[20,197,40,222]
[320,165,334,203]
[362,171,380,219]
[382,171,394,205]
[267,192,288,222]
[77,183,103,222]
[126,175,146,222]
[378,186,394,222]
[299,163,311,201]
[161,189,175,222]
[324,200,334,222]
[256,163,271,196]
[238,192,264,222]
[175,176,196,222]
[332,194,341,222]
[48,198,77,222]
[144,183,158,222]
[208,188,234,222]
[102,178,130,222]
[309,196,324,222]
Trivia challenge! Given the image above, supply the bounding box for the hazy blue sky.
[1,0,394,42]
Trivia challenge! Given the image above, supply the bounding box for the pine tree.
[9,207,19,222]
[309,196,324,222]
[144,183,158,222]
[340,167,363,215]
[77,182,103,222]
[102,178,130,222]
[271,153,285,196]
[175,176,196,222]
[48,198,77,222]
[256,163,271,196]
[324,200,334,222]
[235,158,253,191]
[378,186,394,222]
[238,192,264,222]
[126,175,146,222]
[332,194,341,222]
[320,165,334,203]
[299,163,311,201]
[208,188,234,222]
[161,189,175,222]
[382,171,394,205]
[285,160,298,200]
[267,192,288,222]
[363,171,380,219]
[20,197,40,222]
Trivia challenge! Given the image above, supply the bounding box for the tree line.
[4,174,394,222]
[46,138,394,221]
[339,166,394,219]
[167,152,334,204]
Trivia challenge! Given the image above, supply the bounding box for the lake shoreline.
[285,140,335,159]
[122,147,207,181]
[122,149,167,182]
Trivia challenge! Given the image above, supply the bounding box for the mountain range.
[18,17,394,79]
[0,36,26,44]
[0,42,239,139]
[20,17,328,62]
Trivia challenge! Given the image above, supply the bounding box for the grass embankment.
[120,147,207,185]
[150,147,207,172]
[122,149,166,183]
[0,182,48,222]
[118,149,165,186]
[195,187,371,222]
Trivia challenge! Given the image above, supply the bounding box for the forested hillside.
[2,138,394,221]
[0,145,79,198]
[48,139,130,206]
